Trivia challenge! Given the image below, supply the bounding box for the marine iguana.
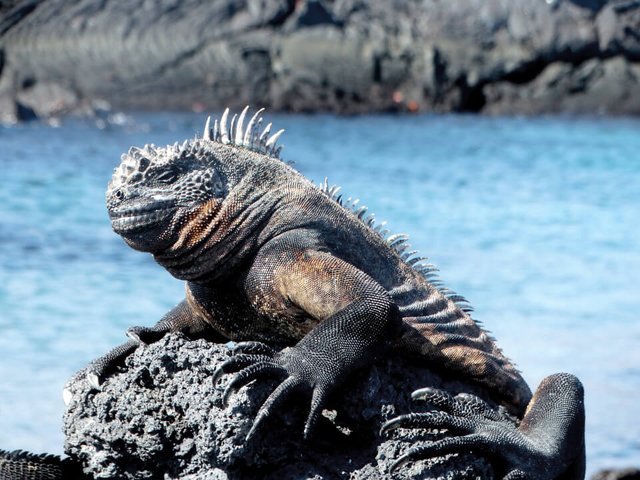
[0,107,585,479]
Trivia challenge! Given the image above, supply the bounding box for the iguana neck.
[152,170,296,283]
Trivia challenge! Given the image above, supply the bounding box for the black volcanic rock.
[1,0,639,120]
[591,467,640,480]
[62,334,499,479]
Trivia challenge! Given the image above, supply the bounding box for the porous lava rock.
[62,333,498,479]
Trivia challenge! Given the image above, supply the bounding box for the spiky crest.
[203,106,285,159]
[1,449,63,464]
[111,107,286,194]
[318,178,475,314]
[108,140,210,194]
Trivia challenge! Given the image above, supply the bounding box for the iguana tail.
[0,449,87,480]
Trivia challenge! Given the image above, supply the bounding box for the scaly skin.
[382,373,585,479]
[0,449,89,479]
[97,107,531,413]
[95,107,584,478]
[1,107,585,479]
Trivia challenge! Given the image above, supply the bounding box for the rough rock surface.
[1,0,640,121]
[591,468,640,480]
[62,333,502,479]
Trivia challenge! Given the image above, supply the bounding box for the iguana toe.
[212,354,278,386]
[126,326,166,345]
[85,339,140,388]
[380,411,476,436]
[303,384,332,440]
[221,361,287,406]
[412,387,504,420]
[231,341,277,356]
[389,434,491,474]
[503,470,532,480]
[245,376,301,442]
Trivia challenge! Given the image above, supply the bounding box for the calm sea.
[0,112,638,475]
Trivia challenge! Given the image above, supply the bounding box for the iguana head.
[106,107,286,280]
[106,141,227,252]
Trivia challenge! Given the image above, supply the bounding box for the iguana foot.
[214,341,337,441]
[85,300,213,387]
[382,373,585,480]
[87,324,181,388]
[85,324,175,388]
[126,325,169,344]
[86,339,140,388]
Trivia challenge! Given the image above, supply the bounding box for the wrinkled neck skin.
[152,150,306,285]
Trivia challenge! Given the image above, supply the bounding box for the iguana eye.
[154,168,179,184]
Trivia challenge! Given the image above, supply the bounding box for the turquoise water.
[0,113,638,475]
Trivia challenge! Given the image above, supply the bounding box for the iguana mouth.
[110,201,176,233]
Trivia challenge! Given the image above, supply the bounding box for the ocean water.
[0,112,638,476]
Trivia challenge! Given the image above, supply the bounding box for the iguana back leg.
[382,373,585,479]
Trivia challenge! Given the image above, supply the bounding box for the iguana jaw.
[110,199,176,232]
[108,198,180,252]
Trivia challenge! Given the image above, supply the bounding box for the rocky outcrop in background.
[1,0,640,122]
[62,334,499,479]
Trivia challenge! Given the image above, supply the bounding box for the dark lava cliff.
[1,0,640,122]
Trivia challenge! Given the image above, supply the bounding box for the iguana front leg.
[216,238,399,440]
[382,373,585,479]
[86,297,217,386]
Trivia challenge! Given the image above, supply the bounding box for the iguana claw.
[221,360,287,406]
[212,354,277,387]
[86,372,102,390]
